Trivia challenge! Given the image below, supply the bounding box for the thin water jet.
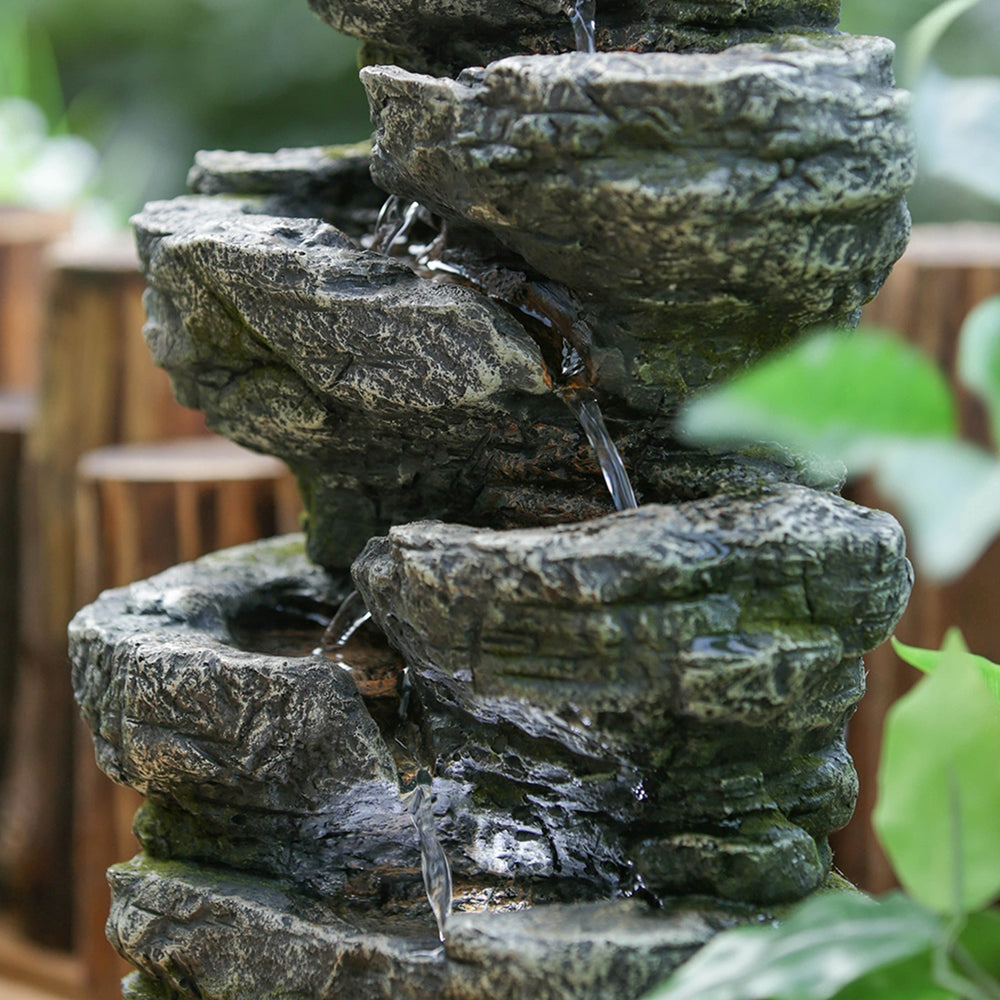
[565,0,596,53]
[319,589,372,651]
[402,771,454,943]
[563,389,638,511]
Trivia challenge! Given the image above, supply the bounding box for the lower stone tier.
[109,854,773,1000]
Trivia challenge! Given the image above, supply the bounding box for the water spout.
[319,590,372,651]
[564,390,638,511]
[402,770,453,943]
[565,0,596,53]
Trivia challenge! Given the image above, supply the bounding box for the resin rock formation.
[135,162,841,570]
[310,0,842,75]
[354,483,911,904]
[363,36,915,350]
[70,536,787,1000]
[71,492,909,998]
[75,0,921,996]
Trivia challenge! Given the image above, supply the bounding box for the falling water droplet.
[565,0,596,53]
[402,771,453,942]
[564,390,638,511]
[321,590,372,651]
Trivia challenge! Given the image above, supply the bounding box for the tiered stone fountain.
[70,2,915,998]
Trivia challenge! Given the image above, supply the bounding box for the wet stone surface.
[309,0,842,76]
[354,482,912,903]
[364,36,914,355]
[71,486,910,910]
[108,854,759,1000]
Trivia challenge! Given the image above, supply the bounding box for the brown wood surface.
[831,224,1000,892]
[0,208,71,392]
[0,393,37,793]
[0,235,209,954]
[72,436,300,1000]
[0,914,83,1000]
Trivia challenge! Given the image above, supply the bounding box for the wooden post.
[0,393,36,786]
[0,235,208,951]
[832,224,1000,892]
[0,207,71,392]
[73,436,300,1000]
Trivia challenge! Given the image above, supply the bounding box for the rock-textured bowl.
[70,535,781,1000]
[310,0,842,75]
[134,149,840,570]
[364,35,914,359]
[354,482,912,903]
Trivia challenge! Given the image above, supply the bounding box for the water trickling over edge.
[566,0,596,53]
[367,196,640,513]
[564,390,638,511]
[401,771,454,943]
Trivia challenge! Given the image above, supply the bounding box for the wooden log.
[0,912,84,999]
[0,235,209,951]
[0,392,36,788]
[832,224,1000,893]
[73,436,300,1000]
[0,208,71,391]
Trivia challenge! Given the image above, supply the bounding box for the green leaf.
[892,632,1000,704]
[957,296,1000,446]
[833,951,955,1000]
[869,439,1000,582]
[874,640,1000,915]
[904,0,986,86]
[642,892,944,1000]
[958,909,1000,979]
[678,329,957,477]
[913,70,1000,209]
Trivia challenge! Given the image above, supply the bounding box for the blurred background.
[1,1,999,998]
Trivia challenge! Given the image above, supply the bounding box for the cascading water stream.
[563,390,638,511]
[354,197,639,934]
[402,772,454,943]
[566,0,596,53]
[368,198,639,511]
[320,587,454,943]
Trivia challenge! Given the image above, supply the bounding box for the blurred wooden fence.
[832,224,1000,891]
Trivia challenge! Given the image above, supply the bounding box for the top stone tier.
[311,0,841,75]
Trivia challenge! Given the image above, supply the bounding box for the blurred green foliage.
[1,0,998,221]
[841,0,1000,77]
[842,0,1000,224]
[2,0,370,219]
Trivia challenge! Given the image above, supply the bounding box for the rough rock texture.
[186,143,383,236]
[107,855,754,1000]
[353,483,912,903]
[309,0,841,76]
[364,35,915,370]
[69,537,424,897]
[134,182,837,570]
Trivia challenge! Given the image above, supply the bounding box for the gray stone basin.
[364,36,914,356]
